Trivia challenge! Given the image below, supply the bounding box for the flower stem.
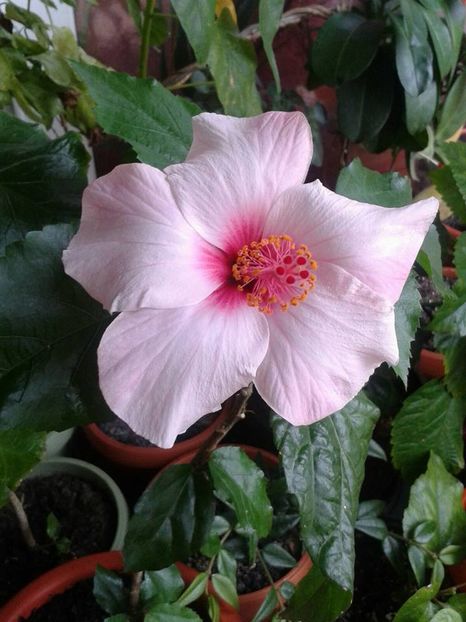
[129,571,143,621]
[8,490,36,549]
[138,0,155,78]
[192,383,253,467]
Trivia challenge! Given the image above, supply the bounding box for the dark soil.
[0,473,116,606]
[98,412,218,448]
[417,275,456,351]
[24,578,107,622]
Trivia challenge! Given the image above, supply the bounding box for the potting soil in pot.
[417,274,456,351]
[0,473,116,605]
[22,578,107,622]
[98,412,217,447]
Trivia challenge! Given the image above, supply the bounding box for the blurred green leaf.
[144,603,202,622]
[171,0,215,65]
[261,543,297,569]
[421,7,453,78]
[393,560,443,620]
[140,566,185,608]
[436,70,466,143]
[0,429,45,506]
[93,566,128,616]
[393,16,433,97]
[429,166,466,224]
[251,588,279,622]
[393,273,421,387]
[259,0,284,92]
[175,572,208,608]
[405,81,437,136]
[212,574,238,610]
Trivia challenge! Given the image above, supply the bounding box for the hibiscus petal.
[63,163,226,312]
[264,180,438,304]
[165,112,313,256]
[255,263,398,425]
[97,290,269,448]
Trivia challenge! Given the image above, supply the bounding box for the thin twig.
[138,0,155,78]
[8,490,36,549]
[129,571,143,620]
[257,548,285,611]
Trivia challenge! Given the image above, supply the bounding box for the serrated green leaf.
[212,573,238,610]
[93,566,128,616]
[0,112,88,253]
[273,392,379,595]
[261,543,297,569]
[455,233,466,281]
[0,429,45,506]
[429,292,466,337]
[442,143,466,211]
[124,465,214,571]
[0,225,108,431]
[209,447,272,539]
[417,225,447,297]
[72,63,200,168]
[336,158,412,207]
[175,572,208,608]
[392,380,464,480]
[171,0,215,65]
[140,565,185,608]
[144,603,203,622]
[436,70,466,143]
[393,273,422,386]
[259,0,284,92]
[442,336,466,399]
[311,13,384,85]
[207,10,261,116]
[429,166,466,225]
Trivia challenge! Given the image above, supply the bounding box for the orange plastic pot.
[168,445,312,622]
[447,490,466,588]
[83,410,228,470]
[416,266,457,380]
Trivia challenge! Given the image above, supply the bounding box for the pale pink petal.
[63,163,227,312]
[255,263,398,425]
[97,290,269,448]
[264,180,438,304]
[165,112,313,256]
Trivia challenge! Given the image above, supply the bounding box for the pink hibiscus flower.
[63,112,437,448]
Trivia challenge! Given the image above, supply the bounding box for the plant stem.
[439,581,466,596]
[192,384,253,468]
[138,0,155,78]
[129,571,143,620]
[387,531,438,562]
[256,548,284,611]
[8,490,36,549]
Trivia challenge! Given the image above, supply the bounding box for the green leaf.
[209,446,272,539]
[258,0,284,92]
[429,166,466,224]
[171,0,215,65]
[261,543,297,569]
[148,13,169,47]
[355,499,388,540]
[442,143,466,209]
[368,439,387,461]
[207,10,262,117]
[175,572,208,608]
[5,3,45,28]
[383,535,406,574]
[443,336,466,399]
[251,588,279,622]
[421,7,453,78]
[439,544,466,565]
[140,566,185,608]
[431,611,462,622]
[33,51,74,87]
[393,15,433,98]
[436,70,466,143]
[403,454,466,566]
[127,0,141,32]
[105,615,130,622]
[217,549,237,587]
[273,392,379,596]
[0,225,108,431]
[393,562,443,620]
[417,225,447,297]
[93,566,128,616]
[72,63,200,168]
[0,429,45,506]
[211,573,238,610]
[0,112,88,253]
[207,595,220,622]
[336,159,412,207]
[311,13,384,85]
[392,380,464,480]
[448,594,466,618]
[393,273,421,386]
[405,81,437,136]
[455,233,466,281]
[429,292,466,337]
[124,464,214,571]
[444,1,465,69]
[144,603,203,622]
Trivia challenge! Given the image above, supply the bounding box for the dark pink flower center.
[232,234,318,314]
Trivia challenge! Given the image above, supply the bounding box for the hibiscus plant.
[1,1,466,621]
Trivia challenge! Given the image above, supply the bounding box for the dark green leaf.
[140,566,185,608]
[439,544,466,565]
[393,15,433,97]
[358,500,385,519]
[217,549,237,587]
[455,233,466,281]
[417,225,447,297]
[311,13,384,84]
[405,81,437,136]
[200,533,221,557]
[273,392,379,595]
[0,429,45,506]
[124,465,214,571]
[148,13,169,47]
[171,0,215,65]
[429,166,466,224]
[210,515,230,536]
[421,7,453,78]
[368,439,387,461]
[336,159,412,207]
[392,380,464,480]
[212,573,238,610]
[444,1,465,69]
[261,543,297,569]
[251,587,279,622]
[144,603,203,622]
[442,143,466,210]
[175,572,208,608]
[93,566,128,616]
[429,292,466,336]
[383,535,406,574]
[403,454,466,563]
[259,0,284,92]
[72,63,201,168]
[448,594,466,617]
[407,545,428,585]
[393,273,421,386]
[355,516,388,540]
[0,225,108,431]
[105,615,130,622]
[414,521,437,544]
[4,3,45,28]
[209,447,272,539]
[392,561,443,620]
[436,70,466,143]
[207,10,261,116]
[279,581,295,600]
[0,112,88,253]
[127,0,141,32]
[443,337,466,399]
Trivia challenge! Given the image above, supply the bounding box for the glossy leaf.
[439,544,466,565]
[251,588,279,622]
[0,112,88,253]
[140,566,185,608]
[124,465,214,571]
[417,225,447,297]
[436,70,466,143]
[176,572,208,608]
[405,81,437,136]
[261,543,297,569]
[368,439,387,461]
[392,380,464,480]
[259,0,284,92]
[93,566,128,616]
[393,15,433,98]
[311,13,384,84]
[273,392,379,595]
[209,447,272,539]
[393,273,421,387]
[207,595,220,622]
[355,500,388,540]
[0,225,108,431]
[212,573,238,610]
[393,560,443,620]
[336,159,411,207]
[217,549,237,587]
[0,429,45,506]
[171,0,215,64]
[448,594,466,618]
[144,603,203,622]
[72,63,200,168]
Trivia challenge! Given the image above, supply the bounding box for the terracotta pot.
[447,490,466,589]
[416,266,458,380]
[83,411,228,470]
[169,445,312,622]
[444,224,461,240]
